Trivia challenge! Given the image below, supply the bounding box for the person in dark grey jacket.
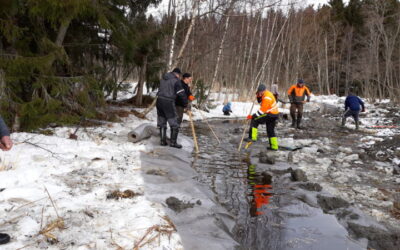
[156,68,187,148]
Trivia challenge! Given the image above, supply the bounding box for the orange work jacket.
[287,84,311,103]
[255,90,279,117]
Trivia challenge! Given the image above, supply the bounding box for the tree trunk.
[135,55,148,107]
[167,0,179,70]
[173,0,199,68]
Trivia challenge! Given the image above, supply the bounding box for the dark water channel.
[182,119,363,250]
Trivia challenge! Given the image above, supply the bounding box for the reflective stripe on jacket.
[255,90,279,116]
[287,84,311,103]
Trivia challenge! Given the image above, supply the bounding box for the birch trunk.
[167,0,179,70]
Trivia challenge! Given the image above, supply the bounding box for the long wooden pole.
[198,110,221,144]
[238,102,255,152]
[188,110,199,154]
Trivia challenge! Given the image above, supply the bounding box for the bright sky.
[147,0,350,18]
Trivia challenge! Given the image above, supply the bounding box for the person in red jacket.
[287,79,311,129]
[246,84,279,150]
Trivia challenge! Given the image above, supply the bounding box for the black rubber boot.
[0,233,10,245]
[170,128,182,149]
[160,127,168,146]
[291,119,296,128]
[296,119,303,129]
[341,117,346,127]
[355,120,359,130]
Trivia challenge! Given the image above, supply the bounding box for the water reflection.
[248,164,273,217]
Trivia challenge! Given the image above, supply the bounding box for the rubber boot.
[170,128,182,149]
[0,233,10,245]
[355,120,359,130]
[269,137,278,151]
[341,117,346,127]
[160,127,167,146]
[296,118,303,129]
[251,127,258,141]
[291,118,296,128]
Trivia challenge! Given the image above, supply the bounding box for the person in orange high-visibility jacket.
[287,79,311,129]
[246,84,279,150]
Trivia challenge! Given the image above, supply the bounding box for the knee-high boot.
[170,128,182,149]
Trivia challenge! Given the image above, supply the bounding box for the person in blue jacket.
[342,91,365,130]
[0,115,12,246]
[222,102,232,116]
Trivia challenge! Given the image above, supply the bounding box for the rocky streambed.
[181,106,399,250]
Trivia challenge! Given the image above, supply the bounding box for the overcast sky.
[147,0,350,18]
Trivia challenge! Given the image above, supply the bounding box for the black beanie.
[172,68,182,74]
[182,73,191,79]
[257,84,266,92]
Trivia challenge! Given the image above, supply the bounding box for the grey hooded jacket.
[157,72,187,106]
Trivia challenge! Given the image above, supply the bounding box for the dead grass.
[133,216,177,250]
[39,218,65,243]
[106,189,142,200]
[0,157,13,171]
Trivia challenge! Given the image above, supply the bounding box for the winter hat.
[297,79,304,84]
[182,73,191,78]
[172,68,182,74]
[257,84,267,92]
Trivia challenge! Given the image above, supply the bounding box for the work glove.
[246,115,253,120]
[188,95,195,101]
[361,108,365,112]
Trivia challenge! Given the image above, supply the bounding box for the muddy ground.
[181,102,400,250]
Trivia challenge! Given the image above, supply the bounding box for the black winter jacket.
[175,80,192,107]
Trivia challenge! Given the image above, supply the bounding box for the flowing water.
[183,119,367,250]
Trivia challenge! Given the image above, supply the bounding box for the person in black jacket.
[156,68,187,148]
[176,73,194,125]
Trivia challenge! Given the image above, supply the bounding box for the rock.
[393,193,400,210]
[261,172,273,184]
[166,196,195,213]
[336,209,359,220]
[393,165,400,175]
[146,169,168,176]
[343,154,359,162]
[291,169,308,182]
[316,194,350,212]
[298,182,322,192]
[259,151,275,165]
[339,147,352,154]
[347,222,400,250]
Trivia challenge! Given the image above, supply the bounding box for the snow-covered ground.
[1,85,399,249]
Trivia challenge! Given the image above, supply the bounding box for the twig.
[138,97,157,118]
[0,214,26,227]
[110,229,124,250]
[15,196,47,211]
[24,141,58,158]
[40,205,45,230]
[44,186,60,218]
[16,242,37,250]
[133,225,158,250]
